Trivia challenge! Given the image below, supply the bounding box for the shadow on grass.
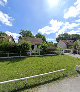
[0,54,59,63]
[0,56,27,63]
[12,75,66,92]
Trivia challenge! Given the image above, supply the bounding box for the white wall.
[57,40,67,49]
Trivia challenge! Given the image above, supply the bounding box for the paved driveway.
[23,76,80,92]
[64,53,80,58]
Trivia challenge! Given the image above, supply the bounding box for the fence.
[0,69,65,91]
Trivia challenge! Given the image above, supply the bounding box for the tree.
[0,41,17,53]
[19,30,34,38]
[0,41,11,52]
[70,34,80,41]
[0,32,7,36]
[72,41,79,54]
[56,33,70,42]
[35,33,46,42]
[73,41,79,49]
[40,42,48,54]
[17,42,32,53]
[56,33,80,42]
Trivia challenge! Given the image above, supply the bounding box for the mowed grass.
[0,55,80,91]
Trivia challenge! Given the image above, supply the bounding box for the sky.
[0,0,80,43]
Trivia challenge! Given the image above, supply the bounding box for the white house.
[57,40,75,53]
[57,40,67,49]
[57,40,74,49]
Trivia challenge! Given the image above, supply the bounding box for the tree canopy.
[56,33,80,42]
[35,33,46,42]
[19,30,34,38]
[0,32,7,36]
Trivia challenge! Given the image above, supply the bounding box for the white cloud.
[64,0,80,19]
[68,30,80,35]
[0,0,7,6]
[0,11,13,26]
[38,19,80,37]
[38,26,52,35]
[64,22,79,30]
[56,22,80,36]
[38,0,80,42]
[75,19,80,22]
[38,19,63,35]
[5,31,20,43]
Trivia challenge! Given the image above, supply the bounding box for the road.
[23,76,80,92]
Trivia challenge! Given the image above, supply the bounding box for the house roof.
[0,35,14,42]
[20,37,43,45]
[61,40,74,46]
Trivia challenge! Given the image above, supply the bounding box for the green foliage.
[0,55,80,91]
[45,42,57,54]
[0,40,32,55]
[40,42,48,54]
[56,33,80,42]
[40,42,57,54]
[35,33,46,42]
[19,30,34,38]
[56,33,70,42]
[17,42,32,53]
[73,41,79,49]
[0,31,7,36]
[0,41,11,52]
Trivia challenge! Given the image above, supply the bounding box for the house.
[0,35,15,43]
[8,35,15,43]
[19,37,43,55]
[57,40,75,53]
[57,40,74,49]
[57,40,67,49]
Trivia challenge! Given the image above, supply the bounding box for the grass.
[0,55,80,91]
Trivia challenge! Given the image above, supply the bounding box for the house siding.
[57,40,67,49]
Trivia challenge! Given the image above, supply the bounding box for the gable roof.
[19,37,43,45]
[0,35,14,42]
[60,40,74,46]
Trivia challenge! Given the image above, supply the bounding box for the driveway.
[64,53,80,58]
[23,76,80,92]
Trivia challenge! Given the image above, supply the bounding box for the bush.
[17,42,32,55]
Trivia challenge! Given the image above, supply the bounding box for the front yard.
[0,55,80,91]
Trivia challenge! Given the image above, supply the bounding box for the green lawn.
[0,55,80,91]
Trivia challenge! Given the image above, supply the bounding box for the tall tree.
[19,30,34,38]
[0,31,7,36]
[70,34,80,41]
[35,33,46,42]
[56,33,80,42]
[56,33,70,42]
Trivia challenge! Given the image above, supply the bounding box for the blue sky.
[0,0,80,42]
